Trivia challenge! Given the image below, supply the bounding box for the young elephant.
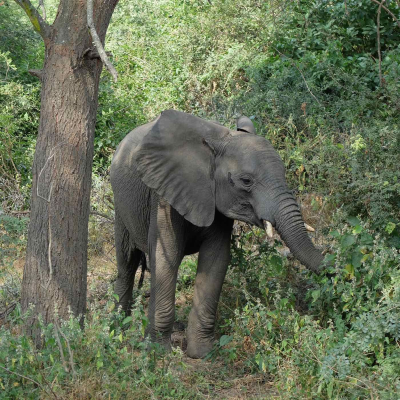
[110,110,323,358]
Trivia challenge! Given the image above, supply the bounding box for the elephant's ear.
[236,116,255,134]
[134,110,229,227]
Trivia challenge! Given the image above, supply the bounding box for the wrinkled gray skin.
[110,110,323,359]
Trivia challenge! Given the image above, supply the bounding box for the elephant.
[110,109,323,359]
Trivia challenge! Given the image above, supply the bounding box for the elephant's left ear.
[134,110,229,227]
[236,116,255,134]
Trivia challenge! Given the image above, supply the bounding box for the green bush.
[0,293,198,399]
[211,216,400,398]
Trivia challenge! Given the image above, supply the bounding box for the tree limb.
[38,0,46,21]
[370,0,400,29]
[13,0,50,39]
[274,47,321,105]
[28,69,43,80]
[0,365,52,398]
[90,210,114,222]
[377,1,385,87]
[87,0,118,82]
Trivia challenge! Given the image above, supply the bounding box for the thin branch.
[370,0,400,29]
[31,348,60,399]
[0,303,17,320]
[53,321,69,373]
[28,69,43,80]
[37,141,66,203]
[0,365,51,397]
[38,0,46,21]
[87,0,118,82]
[377,1,385,87]
[90,210,114,222]
[13,0,50,39]
[58,328,77,377]
[42,213,53,290]
[274,47,321,105]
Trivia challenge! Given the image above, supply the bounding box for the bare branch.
[377,1,385,87]
[87,0,118,82]
[370,0,400,29]
[90,210,114,222]
[0,303,17,320]
[0,365,51,397]
[37,141,66,203]
[58,327,77,377]
[28,69,43,80]
[38,0,46,21]
[274,47,321,105]
[53,321,69,373]
[13,0,50,39]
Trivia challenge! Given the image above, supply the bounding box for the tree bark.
[16,0,119,342]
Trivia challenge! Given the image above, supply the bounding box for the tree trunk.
[17,0,119,342]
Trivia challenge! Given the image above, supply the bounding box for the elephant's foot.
[186,339,213,359]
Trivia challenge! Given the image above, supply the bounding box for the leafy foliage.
[1,0,400,397]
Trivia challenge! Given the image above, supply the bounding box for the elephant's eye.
[240,177,253,187]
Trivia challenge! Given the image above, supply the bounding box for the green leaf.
[341,234,356,248]
[347,216,360,226]
[311,289,320,303]
[345,264,355,278]
[360,234,373,245]
[219,335,233,347]
[385,222,396,235]
[122,316,133,325]
[351,250,363,268]
[352,225,362,234]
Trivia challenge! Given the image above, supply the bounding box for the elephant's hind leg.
[114,213,143,314]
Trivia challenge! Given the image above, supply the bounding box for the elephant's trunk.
[266,192,323,273]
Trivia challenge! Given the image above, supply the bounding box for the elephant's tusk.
[263,220,274,238]
[304,223,315,232]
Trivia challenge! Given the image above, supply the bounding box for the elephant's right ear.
[134,110,229,227]
[236,116,255,134]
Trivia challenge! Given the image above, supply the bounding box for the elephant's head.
[135,110,323,273]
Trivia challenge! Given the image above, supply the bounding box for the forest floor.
[85,249,278,399]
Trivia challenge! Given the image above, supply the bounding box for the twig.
[0,302,16,320]
[53,321,69,373]
[304,344,385,391]
[0,365,52,397]
[274,47,321,105]
[370,0,400,28]
[28,69,43,80]
[41,212,53,290]
[13,0,50,39]
[58,328,77,377]
[38,0,46,21]
[37,141,67,203]
[31,347,60,399]
[377,1,385,87]
[90,210,114,222]
[87,0,118,82]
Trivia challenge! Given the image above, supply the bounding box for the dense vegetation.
[1,0,399,398]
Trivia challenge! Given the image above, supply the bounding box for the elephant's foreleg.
[147,198,185,349]
[114,213,142,314]
[186,223,232,359]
